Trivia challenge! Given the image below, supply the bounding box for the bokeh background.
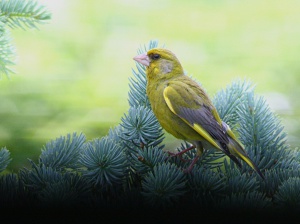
[1,0,299,171]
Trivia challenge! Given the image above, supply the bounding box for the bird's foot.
[167,145,196,163]
[168,145,196,157]
[167,151,189,162]
[183,155,199,173]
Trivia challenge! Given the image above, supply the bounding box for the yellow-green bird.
[133,48,264,180]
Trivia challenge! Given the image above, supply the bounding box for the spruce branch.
[223,159,259,194]
[259,168,300,198]
[237,93,287,150]
[141,163,186,207]
[130,145,167,176]
[120,106,164,147]
[37,172,89,207]
[19,161,89,206]
[128,67,150,108]
[226,172,259,194]
[0,0,51,78]
[0,29,15,77]
[0,0,51,30]
[274,177,300,209]
[213,79,254,126]
[0,147,11,172]
[39,132,86,170]
[237,92,292,172]
[188,165,226,200]
[0,173,35,208]
[79,137,127,187]
[20,161,64,192]
[219,191,271,210]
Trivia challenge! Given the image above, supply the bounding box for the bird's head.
[133,48,184,80]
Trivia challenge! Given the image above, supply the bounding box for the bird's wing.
[163,81,228,151]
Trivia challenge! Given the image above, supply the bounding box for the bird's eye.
[151,54,161,60]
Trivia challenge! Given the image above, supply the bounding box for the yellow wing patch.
[211,108,222,126]
[226,128,237,140]
[238,153,256,170]
[163,86,176,114]
[193,124,222,150]
[163,86,222,151]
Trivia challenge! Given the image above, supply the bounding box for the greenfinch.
[133,48,264,179]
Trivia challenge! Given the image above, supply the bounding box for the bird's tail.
[227,138,265,180]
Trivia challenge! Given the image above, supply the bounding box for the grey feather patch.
[178,106,243,168]
[178,106,229,144]
[160,61,173,74]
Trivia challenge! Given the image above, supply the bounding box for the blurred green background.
[1,0,299,171]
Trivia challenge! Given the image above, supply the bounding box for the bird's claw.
[183,155,199,173]
[167,151,189,162]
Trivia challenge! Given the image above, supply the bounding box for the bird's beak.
[133,53,150,67]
